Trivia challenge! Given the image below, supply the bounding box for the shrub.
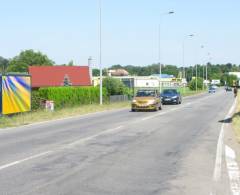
[103,77,127,96]
[220,74,238,86]
[31,90,42,110]
[189,77,204,91]
[35,87,107,109]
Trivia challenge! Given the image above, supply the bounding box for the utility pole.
[195,64,198,92]
[99,0,103,105]
[158,11,174,93]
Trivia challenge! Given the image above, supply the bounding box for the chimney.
[88,56,93,85]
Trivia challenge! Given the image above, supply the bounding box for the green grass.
[0,102,130,129]
[177,87,207,97]
[233,94,240,142]
[0,87,206,129]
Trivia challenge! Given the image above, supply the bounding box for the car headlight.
[172,96,178,99]
[132,100,137,103]
[148,100,156,104]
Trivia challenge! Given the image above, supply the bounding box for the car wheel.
[159,103,162,110]
[155,106,159,111]
[131,108,136,112]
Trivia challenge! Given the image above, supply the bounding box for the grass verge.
[0,102,130,129]
[0,88,206,129]
[177,87,206,97]
[233,94,240,142]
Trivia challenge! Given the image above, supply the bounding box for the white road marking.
[0,151,52,171]
[0,126,124,171]
[140,102,194,122]
[225,145,240,195]
[213,124,224,182]
[0,91,223,171]
[211,98,237,195]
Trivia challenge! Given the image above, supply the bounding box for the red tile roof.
[29,66,91,88]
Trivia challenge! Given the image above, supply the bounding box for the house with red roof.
[29,66,91,88]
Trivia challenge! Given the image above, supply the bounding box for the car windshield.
[162,89,178,95]
[136,90,156,97]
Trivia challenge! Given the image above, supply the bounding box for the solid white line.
[211,98,237,195]
[0,91,223,171]
[0,151,52,171]
[213,124,224,182]
[225,145,240,195]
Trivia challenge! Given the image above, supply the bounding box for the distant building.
[93,74,181,88]
[229,72,240,86]
[29,66,91,88]
[108,69,129,76]
[229,72,240,79]
[211,79,221,85]
[151,74,175,79]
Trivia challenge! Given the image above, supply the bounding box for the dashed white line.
[0,151,52,171]
[0,92,223,171]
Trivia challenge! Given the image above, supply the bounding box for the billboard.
[2,75,31,115]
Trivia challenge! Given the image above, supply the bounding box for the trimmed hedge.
[32,87,108,109]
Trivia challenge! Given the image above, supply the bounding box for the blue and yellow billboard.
[1,75,31,115]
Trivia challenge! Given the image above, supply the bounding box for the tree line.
[0,49,74,73]
[0,49,239,86]
[93,63,240,82]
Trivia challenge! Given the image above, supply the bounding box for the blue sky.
[0,0,239,67]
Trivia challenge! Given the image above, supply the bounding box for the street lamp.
[200,45,205,90]
[99,0,103,105]
[207,52,211,83]
[158,11,174,93]
[182,34,194,80]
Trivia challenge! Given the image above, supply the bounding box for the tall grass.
[0,102,130,128]
[233,94,240,142]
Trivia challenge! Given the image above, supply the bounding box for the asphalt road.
[0,89,236,195]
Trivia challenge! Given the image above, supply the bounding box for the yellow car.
[131,89,162,112]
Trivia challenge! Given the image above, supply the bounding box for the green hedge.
[32,87,108,109]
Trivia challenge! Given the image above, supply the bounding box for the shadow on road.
[218,112,240,123]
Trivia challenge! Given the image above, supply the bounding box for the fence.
[110,95,130,103]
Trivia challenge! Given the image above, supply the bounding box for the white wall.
[134,79,159,88]
[229,72,240,79]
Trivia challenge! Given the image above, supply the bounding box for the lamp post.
[200,45,205,90]
[159,11,174,93]
[195,64,198,92]
[99,0,103,105]
[182,34,194,86]
[207,52,211,83]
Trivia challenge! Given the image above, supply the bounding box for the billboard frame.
[0,73,32,115]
